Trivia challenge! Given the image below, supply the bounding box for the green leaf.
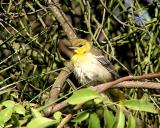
[72,111,89,123]
[53,111,62,122]
[88,113,101,128]
[0,124,4,128]
[122,99,158,114]
[0,108,13,124]
[104,107,115,128]
[10,92,19,99]
[31,108,42,117]
[14,104,25,116]
[114,108,125,128]
[68,88,99,105]
[94,97,102,104]
[27,117,57,128]
[127,114,136,128]
[2,100,15,109]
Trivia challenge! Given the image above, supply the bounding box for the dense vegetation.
[0,0,159,127]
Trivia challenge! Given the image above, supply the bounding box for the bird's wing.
[91,47,120,79]
[96,55,120,79]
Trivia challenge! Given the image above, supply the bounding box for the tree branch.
[44,72,160,115]
[113,81,160,89]
[44,0,77,116]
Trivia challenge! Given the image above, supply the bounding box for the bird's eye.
[79,44,83,47]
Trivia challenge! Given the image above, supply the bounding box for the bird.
[58,39,120,86]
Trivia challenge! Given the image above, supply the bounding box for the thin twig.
[57,103,82,127]
[57,114,72,128]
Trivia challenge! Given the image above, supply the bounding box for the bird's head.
[69,39,92,55]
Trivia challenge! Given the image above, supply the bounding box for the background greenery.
[0,0,159,127]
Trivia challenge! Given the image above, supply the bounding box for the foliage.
[0,0,159,127]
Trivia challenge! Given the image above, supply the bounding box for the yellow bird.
[59,39,120,85]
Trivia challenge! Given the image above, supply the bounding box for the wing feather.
[91,47,120,79]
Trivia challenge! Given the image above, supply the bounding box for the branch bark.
[44,72,160,116]
[44,0,77,116]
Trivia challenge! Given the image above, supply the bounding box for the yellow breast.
[71,52,113,85]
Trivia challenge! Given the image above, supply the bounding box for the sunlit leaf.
[104,107,115,128]
[114,108,125,128]
[122,99,158,113]
[68,88,99,105]
[127,114,136,128]
[27,117,57,128]
[31,108,42,117]
[88,113,101,128]
[53,111,62,122]
[0,108,13,124]
[14,104,25,116]
[94,97,102,104]
[0,124,4,128]
[2,100,15,109]
[72,111,89,123]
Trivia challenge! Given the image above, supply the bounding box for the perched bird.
[59,39,120,85]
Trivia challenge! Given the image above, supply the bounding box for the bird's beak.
[68,46,79,50]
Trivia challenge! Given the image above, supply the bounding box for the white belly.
[72,53,112,84]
